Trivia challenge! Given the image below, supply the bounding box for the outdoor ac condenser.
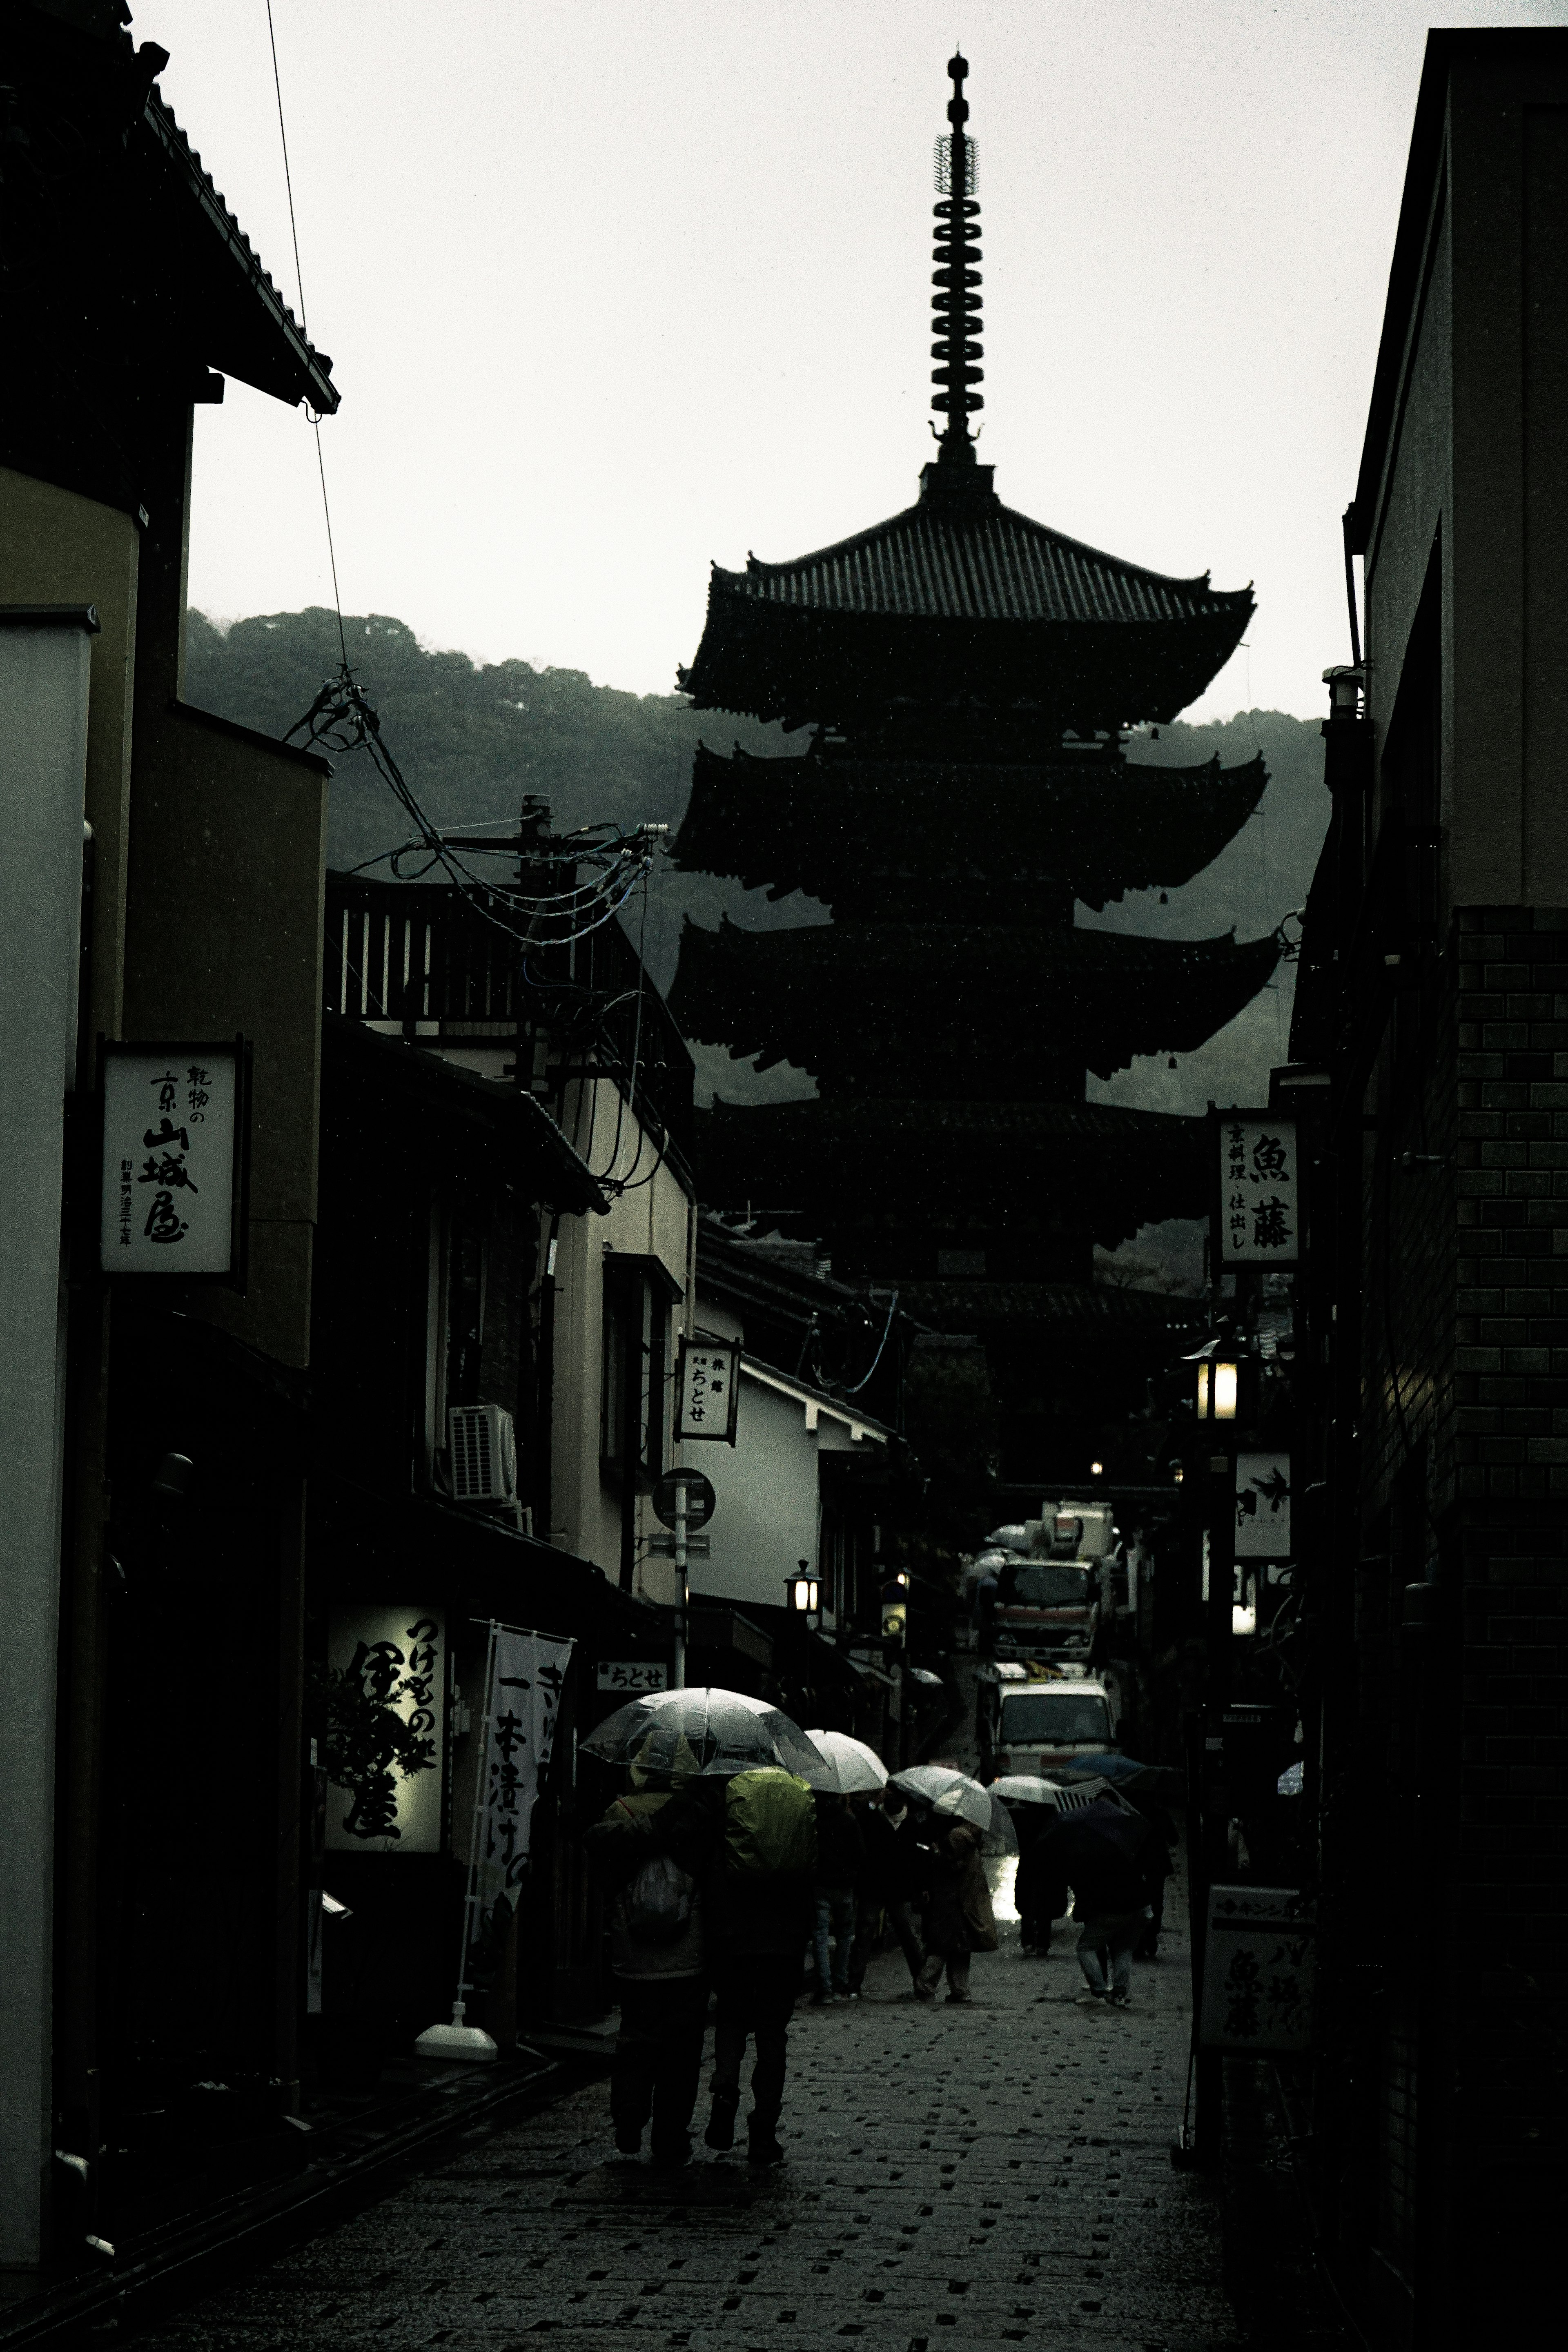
[447,1404,517,1503]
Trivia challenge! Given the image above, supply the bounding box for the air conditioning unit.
[448,1404,517,1503]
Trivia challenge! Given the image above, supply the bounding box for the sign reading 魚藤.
[675,1337,740,1444]
[100,1043,245,1275]
[1234,1452,1292,1557]
[1216,1115,1298,1265]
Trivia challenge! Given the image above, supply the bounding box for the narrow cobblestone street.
[131,1849,1240,2352]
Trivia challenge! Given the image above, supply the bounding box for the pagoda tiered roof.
[697,1096,1212,1250]
[672,915,1281,1087]
[674,742,1269,915]
[677,455,1254,731]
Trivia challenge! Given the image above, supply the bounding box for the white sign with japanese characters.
[1200,1885,1316,2052]
[1218,1116,1298,1263]
[675,1339,740,1443]
[474,1627,575,1900]
[596,1659,669,1693]
[325,1606,445,1855]
[1234,1452,1292,1558]
[100,1046,239,1273]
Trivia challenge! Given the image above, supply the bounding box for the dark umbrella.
[1041,1795,1152,1875]
[1050,1754,1184,1806]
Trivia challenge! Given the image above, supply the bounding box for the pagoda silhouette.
[669,53,1281,1477]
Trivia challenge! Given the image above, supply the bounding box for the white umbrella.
[888,1764,1018,1855]
[989,1773,1067,1808]
[803,1728,889,1794]
[581,1686,826,1780]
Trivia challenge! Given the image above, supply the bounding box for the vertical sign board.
[472,1626,575,1909]
[325,1606,445,1854]
[1200,1884,1316,2052]
[1215,1114,1299,1266]
[1234,1453,1292,1557]
[100,1043,246,1276]
[675,1337,741,1443]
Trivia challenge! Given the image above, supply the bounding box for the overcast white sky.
[146,0,1562,718]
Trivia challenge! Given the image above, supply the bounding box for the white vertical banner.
[474,1625,575,1904]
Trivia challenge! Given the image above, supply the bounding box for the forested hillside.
[185,608,1328,1116]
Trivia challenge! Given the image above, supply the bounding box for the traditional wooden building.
[671,53,1281,1481]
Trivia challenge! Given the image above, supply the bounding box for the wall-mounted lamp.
[787,1572,820,1617]
[1090,1459,1105,1478]
[1196,1359,1238,1421]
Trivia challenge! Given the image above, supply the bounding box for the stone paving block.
[134,1855,1238,2352]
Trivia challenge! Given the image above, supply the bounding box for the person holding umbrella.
[581,1687,824,2167]
[889,1767,1011,2005]
[1038,1794,1153,2008]
[583,1771,708,2169]
[989,1776,1069,1958]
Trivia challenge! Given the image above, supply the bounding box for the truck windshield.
[999,1691,1112,1745]
[996,1564,1090,1608]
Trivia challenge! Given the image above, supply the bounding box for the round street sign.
[651,1468,717,1530]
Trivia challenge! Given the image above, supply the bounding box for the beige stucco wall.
[0,467,139,1051]
[548,1074,694,1590]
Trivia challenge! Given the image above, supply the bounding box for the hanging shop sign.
[596,1659,668,1694]
[674,1338,741,1444]
[1214,1112,1298,1266]
[472,1623,575,1903]
[1234,1452,1292,1557]
[1199,1884,1316,2052]
[325,1605,445,1855]
[99,1039,249,1278]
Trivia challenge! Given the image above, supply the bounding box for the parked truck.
[976,1501,1117,1665]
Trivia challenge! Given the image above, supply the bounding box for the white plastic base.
[414,2021,498,2063]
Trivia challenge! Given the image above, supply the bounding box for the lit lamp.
[1089,1459,1104,1478]
[881,1574,909,1643]
[1196,1358,1238,1420]
[787,1564,820,1625]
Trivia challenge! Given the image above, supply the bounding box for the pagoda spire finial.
[930,48,982,466]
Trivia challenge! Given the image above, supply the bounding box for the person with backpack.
[584,1775,707,2168]
[642,1763,817,2165]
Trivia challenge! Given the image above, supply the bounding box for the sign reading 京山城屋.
[1215,1114,1298,1265]
[674,1337,741,1444]
[99,1042,246,1275]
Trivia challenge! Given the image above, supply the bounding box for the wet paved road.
[132,1853,1240,2352]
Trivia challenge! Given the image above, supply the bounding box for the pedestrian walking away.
[582,1775,708,2168]
[914,1812,997,2002]
[1039,1795,1155,2008]
[849,1784,924,1992]
[811,1788,865,2002]
[647,1763,817,2166]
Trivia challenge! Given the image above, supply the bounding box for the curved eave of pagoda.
[678,592,1251,732]
[696,1096,1212,1243]
[671,742,1269,907]
[670,916,1283,1080]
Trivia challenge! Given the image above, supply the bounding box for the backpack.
[724,1768,817,1879]
[624,1851,697,1945]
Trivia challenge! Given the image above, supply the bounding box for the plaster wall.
[121,706,328,1366]
[0,469,138,1050]
[548,1074,693,1586]
[0,619,93,2267]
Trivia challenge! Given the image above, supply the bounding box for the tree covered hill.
[185,607,1328,1114]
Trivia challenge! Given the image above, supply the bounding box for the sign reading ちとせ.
[675,1338,740,1444]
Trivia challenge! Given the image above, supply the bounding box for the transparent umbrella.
[803,1728,889,1794]
[989,1773,1067,1808]
[888,1764,1018,1855]
[580,1685,827,1781]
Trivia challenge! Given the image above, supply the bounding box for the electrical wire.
[843,1289,900,1395]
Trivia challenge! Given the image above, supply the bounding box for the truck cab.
[983,1500,1115,1663]
[985,1666,1121,1775]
